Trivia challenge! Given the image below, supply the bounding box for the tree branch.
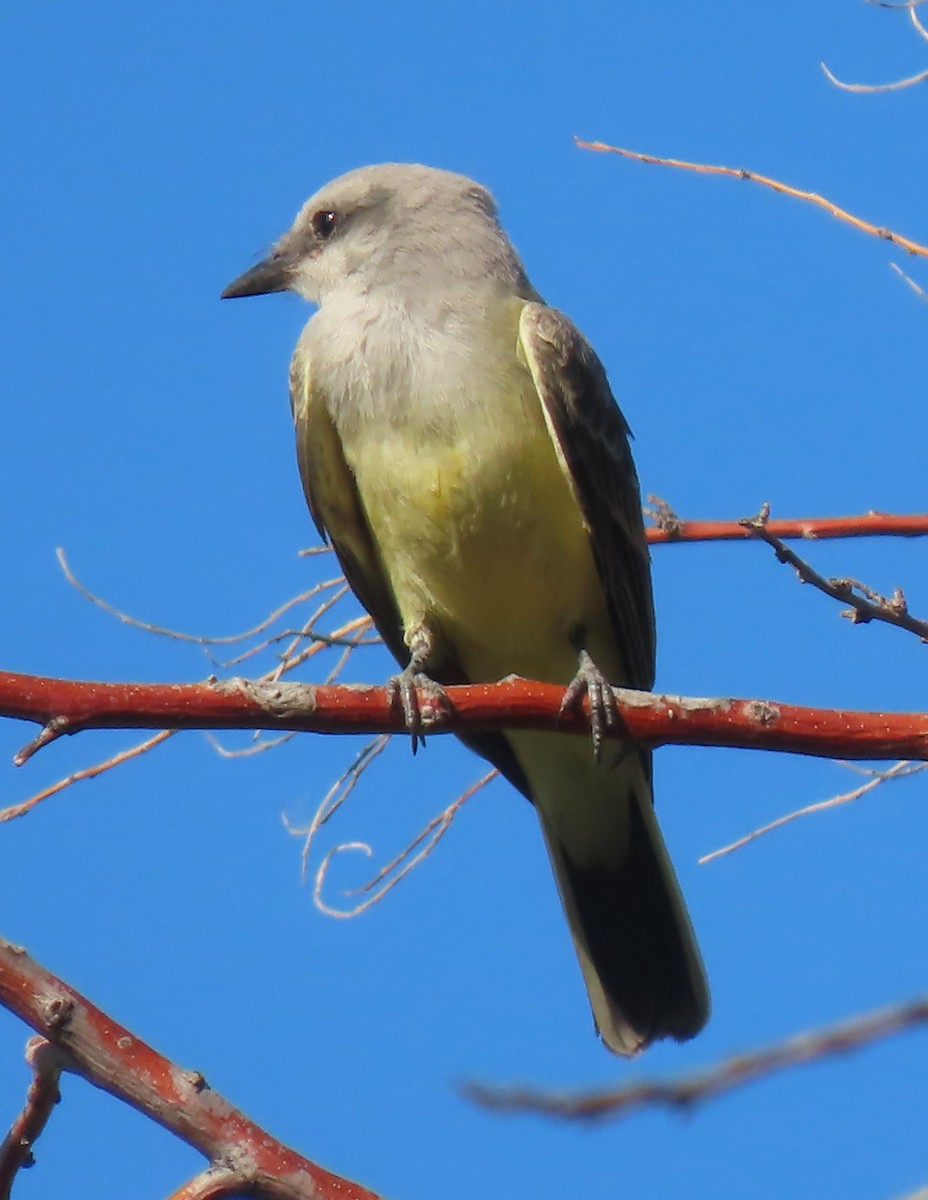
[0,670,926,777]
[0,937,381,1200]
[466,996,928,1121]
[644,508,928,544]
[740,507,928,641]
[0,1038,65,1200]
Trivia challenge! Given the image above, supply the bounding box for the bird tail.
[533,747,709,1056]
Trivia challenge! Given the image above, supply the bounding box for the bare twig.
[286,735,392,885]
[700,760,926,863]
[821,61,928,92]
[2,610,373,821]
[0,937,382,1200]
[0,730,175,822]
[740,506,928,641]
[890,262,928,301]
[892,1187,928,1200]
[576,139,928,258]
[466,997,928,1120]
[0,1038,66,1200]
[204,730,297,758]
[58,548,346,649]
[823,0,928,90]
[311,768,497,918]
[268,611,372,678]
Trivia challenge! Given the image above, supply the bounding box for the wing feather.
[518,303,656,692]
[289,349,407,662]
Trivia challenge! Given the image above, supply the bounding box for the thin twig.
[312,769,497,918]
[1,609,372,821]
[865,0,928,44]
[57,547,344,648]
[821,61,928,92]
[0,731,175,823]
[203,730,297,758]
[268,609,371,678]
[288,736,392,890]
[466,997,928,1120]
[576,139,928,258]
[890,262,928,301]
[741,505,928,641]
[700,760,926,863]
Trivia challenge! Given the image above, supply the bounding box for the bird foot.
[388,627,450,753]
[559,650,618,762]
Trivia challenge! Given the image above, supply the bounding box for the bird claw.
[388,666,450,754]
[559,650,618,762]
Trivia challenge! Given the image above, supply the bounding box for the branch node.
[42,996,75,1032]
[215,677,319,719]
[14,717,76,767]
[745,701,781,727]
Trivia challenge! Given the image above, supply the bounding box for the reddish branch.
[1,670,927,779]
[0,937,381,1200]
[0,1038,65,1199]
[644,510,928,544]
[739,507,928,641]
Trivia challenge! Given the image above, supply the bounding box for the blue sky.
[1,2,926,1197]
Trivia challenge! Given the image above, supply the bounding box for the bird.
[221,163,709,1054]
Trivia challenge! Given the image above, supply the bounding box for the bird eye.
[311,210,338,239]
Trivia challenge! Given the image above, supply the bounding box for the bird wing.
[289,350,406,658]
[289,345,532,795]
[518,302,656,692]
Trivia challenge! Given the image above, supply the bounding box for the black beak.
[221,248,296,300]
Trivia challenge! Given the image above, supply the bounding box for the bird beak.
[221,246,297,299]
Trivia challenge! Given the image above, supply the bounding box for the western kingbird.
[222,163,709,1054]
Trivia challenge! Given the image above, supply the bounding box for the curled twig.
[821,61,928,93]
[310,769,497,918]
[57,547,345,649]
[823,2,928,91]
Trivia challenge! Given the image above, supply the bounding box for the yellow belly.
[347,386,620,689]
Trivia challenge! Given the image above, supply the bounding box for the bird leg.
[388,624,451,753]
[559,649,618,762]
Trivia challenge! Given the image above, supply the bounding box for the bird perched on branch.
[222,162,709,1054]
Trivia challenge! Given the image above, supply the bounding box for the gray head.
[221,163,533,306]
